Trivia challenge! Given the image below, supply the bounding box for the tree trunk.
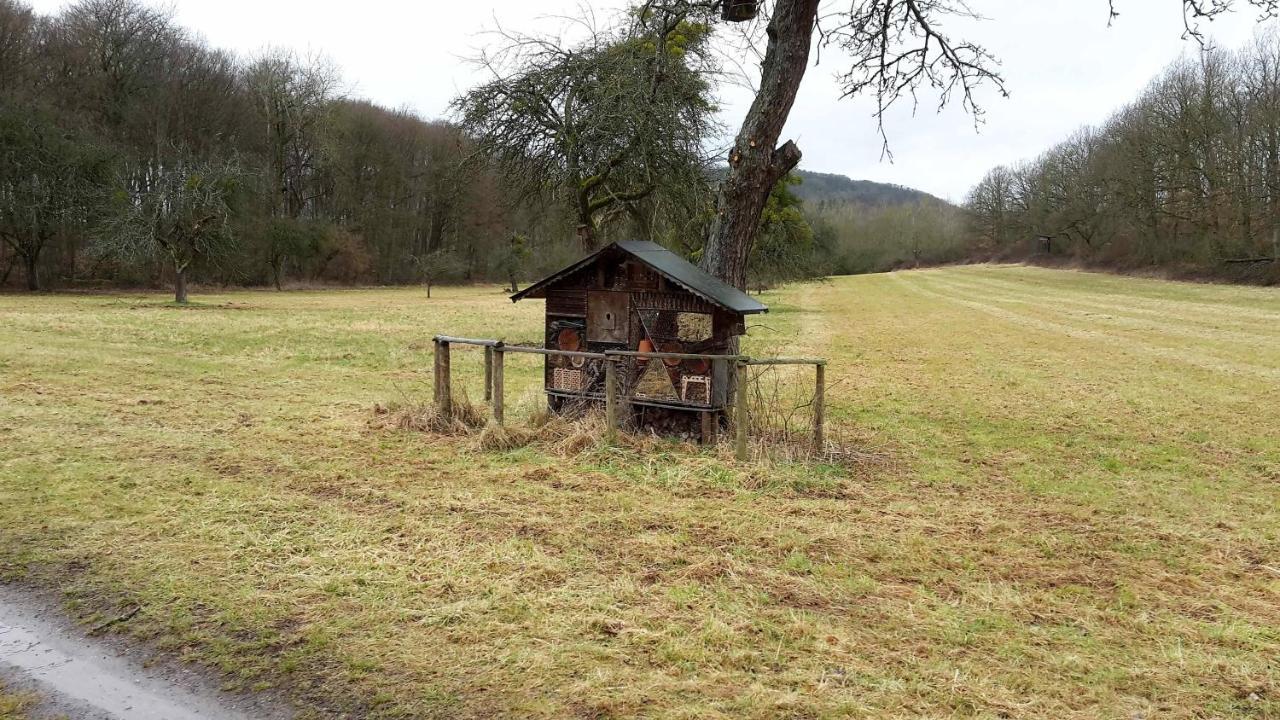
[576,221,597,252]
[427,206,448,252]
[23,253,39,292]
[508,273,519,294]
[174,267,189,304]
[700,0,819,290]
[426,280,432,299]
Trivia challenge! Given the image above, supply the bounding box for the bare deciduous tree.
[411,248,465,298]
[647,0,1278,289]
[965,27,1280,272]
[0,0,38,97]
[0,108,110,290]
[454,10,719,250]
[246,49,341,220]
[100,156,244,303]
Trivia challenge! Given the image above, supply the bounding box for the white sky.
[25,0,1274,201]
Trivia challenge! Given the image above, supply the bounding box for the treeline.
[0,0,583,295]
[966,31,1280,284]
[805,199,968,275]
[0,0,1016,299]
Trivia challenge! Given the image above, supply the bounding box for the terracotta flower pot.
[637,337,655,367]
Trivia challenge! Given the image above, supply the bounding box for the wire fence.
[426,336,828,462]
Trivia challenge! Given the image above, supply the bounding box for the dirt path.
[0,584,292,720]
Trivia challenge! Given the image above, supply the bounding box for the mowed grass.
[1,265,1278,718]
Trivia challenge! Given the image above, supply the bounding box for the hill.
[792,170,945,206]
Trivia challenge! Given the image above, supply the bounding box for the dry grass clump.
[382,399,665,456]
[0,683,35,720]
[372,347,891,480]
[475,420,537,451]
[749,423,897,475]
[371,393,485,435]
[379,395,889,499]
[440,406,664,457]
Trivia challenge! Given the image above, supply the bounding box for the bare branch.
[822,0,1007,159]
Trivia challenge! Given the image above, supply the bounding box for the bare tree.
[963,22,1280,273]
[0,108,110,290]
[965,165,1016,252]
[246,49,341,220]
[695,0,1007,288]
[55,0,178,147]
[496,232,532,293]
[411,248,465,298]
[0,0,38,98]
[100,156,244,303]
[636,1,1278,289]
[454,10,719,250]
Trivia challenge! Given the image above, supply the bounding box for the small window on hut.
[675,312,713,343]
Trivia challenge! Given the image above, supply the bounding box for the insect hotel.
[432,240,827,456]
[511,240,765,431]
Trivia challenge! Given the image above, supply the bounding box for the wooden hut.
[511,240,767,433]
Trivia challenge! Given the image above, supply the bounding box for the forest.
[0,0,978,299]
[0,0,600,297]
[14,0,1279,297]
[965,31,1280,284]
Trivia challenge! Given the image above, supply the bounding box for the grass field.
[0,684,35,720]
[1,265,1277,718]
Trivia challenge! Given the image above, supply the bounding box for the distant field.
[1,265,1277,719]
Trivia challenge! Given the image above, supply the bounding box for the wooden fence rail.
[431,335,826,460]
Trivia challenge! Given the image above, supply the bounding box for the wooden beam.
[711,357,729,407]
[433,339,452,420]
[493,344,505,425]
[735,362,749,461]
[433,335,503,347]
[484,345,494,402]
[605,358,618,442]
[606,349,750,362]
[747,358,827,366]
[814,363,825,453]
[502,346,605,360]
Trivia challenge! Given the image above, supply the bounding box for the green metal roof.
[510,240,768,315]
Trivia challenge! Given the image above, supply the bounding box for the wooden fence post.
[605,357,618,442]
[433,338,451,420]
[492,343,505,425]
[484,345,494,402]
[814,362,825,453]
[735,361,749,461]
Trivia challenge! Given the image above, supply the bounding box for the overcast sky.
[26,0,1274,201]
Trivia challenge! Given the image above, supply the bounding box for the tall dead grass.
[473,411,622,455]
[738,362,890,471]
[375,383,893,489]
[371,391,486,435]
